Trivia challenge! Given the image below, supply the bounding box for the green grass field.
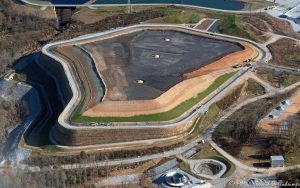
[71,72,236,123]
[217,14,256,41]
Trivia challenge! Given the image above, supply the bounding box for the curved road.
[206,80,300,173]
[6,24,298,180]
[40,24,268,151]
[17,80,300,174]
[8,2,300,182]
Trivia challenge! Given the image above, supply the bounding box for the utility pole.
[249,0,253,22]
[105,156,109,179]
[297,40,300,55]
[128,0,132,13]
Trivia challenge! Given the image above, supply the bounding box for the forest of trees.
[0,0,168,76]
[0,97,26,149]
[0,1,55,33]
[0,161,149,187]
[26,142,183,166]
[260,112,300,158]
[0,0,56,75]
[213,91,294,156]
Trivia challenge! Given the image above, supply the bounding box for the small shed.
[270,155,284,167]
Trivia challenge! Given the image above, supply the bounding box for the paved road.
[206,81,300,173]
[260,63,300,74]
[250,73,278,93]
[14,66,254,171]
[2,3,299,185]
[12,67,260,172]
[20,137,201,172]
[18,24,295,172]
[43,24,267,127]
[15,81,300,174]
[39,25,268,151]
[5,25,299,179]
[11,18,297,173]
[50,67,252,151]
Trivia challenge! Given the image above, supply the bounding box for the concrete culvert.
[197,163,223,176]
[190,159,227,179]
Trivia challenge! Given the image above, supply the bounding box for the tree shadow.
[248,154,268,160]
[253,162,270,168]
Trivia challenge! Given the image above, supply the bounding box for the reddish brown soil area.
[260,89,300,134]
[195,19,214,30]
[82,41,257,117]
[83,73,218,117]
[55,28,257,117]
[184,43,257,78]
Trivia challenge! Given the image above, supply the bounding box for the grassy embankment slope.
[71,72,236,123]
[144,7,257,41]
[75,6,258,41]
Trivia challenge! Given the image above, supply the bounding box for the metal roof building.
[270,155,284,167]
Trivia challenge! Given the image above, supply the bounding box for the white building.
[270,155,284,167]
